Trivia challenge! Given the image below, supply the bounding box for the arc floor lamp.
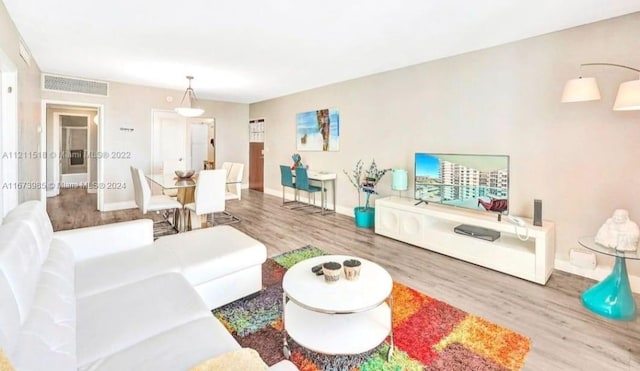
[561,63,640,111]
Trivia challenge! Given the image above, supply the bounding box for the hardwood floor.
[47,188,640,370]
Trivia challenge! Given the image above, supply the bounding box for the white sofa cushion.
[154,226,267,285]
[79,317,239,371]
[0,222,43,353]
[75,245,180,298]
[12,239,76,370]
[54,220,153,262]
[2,200,54,261]
[76,273,211,368]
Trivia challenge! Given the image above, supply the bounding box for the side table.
[578,237,639,321]
[281,255,394,359]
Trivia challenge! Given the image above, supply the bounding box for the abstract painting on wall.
[296,108,340,151]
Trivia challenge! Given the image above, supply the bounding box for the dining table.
[291,169,337,215]
[146,173,197,204]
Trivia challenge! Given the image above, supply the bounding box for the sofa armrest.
[53,219,154,262]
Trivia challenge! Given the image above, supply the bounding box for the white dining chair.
[221,162,233,178]
[184,169,226,230]
[162,160,185,197]
[225,163,244,201]
[131,166,182,231]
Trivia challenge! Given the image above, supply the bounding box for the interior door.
[152,111,188,174]
[249,142,264,192]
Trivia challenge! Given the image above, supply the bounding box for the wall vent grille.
[42,74,109,97]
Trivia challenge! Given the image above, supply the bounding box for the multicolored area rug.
[213,246,531,370]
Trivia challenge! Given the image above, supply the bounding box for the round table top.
[282,255,393,313]
[578,236,640,260]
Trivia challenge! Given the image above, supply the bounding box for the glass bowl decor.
[175,169,195,179]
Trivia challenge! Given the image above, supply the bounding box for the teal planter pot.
[581,256,636,321]
[354,207,375,228]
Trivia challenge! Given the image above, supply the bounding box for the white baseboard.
[101,200,136,212]
[264,187,352,216]
[554,258,640,294]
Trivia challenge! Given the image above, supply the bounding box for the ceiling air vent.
[42,74,109,97]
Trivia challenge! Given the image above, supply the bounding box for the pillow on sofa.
[190,348,268,371]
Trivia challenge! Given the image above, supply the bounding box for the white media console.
[375,196,555,284]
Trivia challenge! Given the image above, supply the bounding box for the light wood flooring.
[47,188,640,370]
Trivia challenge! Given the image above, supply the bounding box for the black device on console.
[454,224,501,241]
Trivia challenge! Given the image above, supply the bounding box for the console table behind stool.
[578,237,639,321]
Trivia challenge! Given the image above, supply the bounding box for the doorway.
[249,118,265,192]
[57,113,90,189]
[190,118,215,171]
[41,101,103,210]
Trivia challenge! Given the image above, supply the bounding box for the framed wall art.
[296,108,340,151]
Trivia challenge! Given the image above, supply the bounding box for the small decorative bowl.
[175,169,195,179]
[343,259,362,281]
[322,262,342,283]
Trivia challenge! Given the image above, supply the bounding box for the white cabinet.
[375,197,555,284]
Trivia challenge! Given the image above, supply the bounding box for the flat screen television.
[414,153,510,215]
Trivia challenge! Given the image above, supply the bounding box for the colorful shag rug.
[213,246,531,370]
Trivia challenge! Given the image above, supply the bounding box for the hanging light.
[175,76,204,117]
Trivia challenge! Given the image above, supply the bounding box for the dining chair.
[280,165,298,206]
[217,163,244,224]
[162,160,186,197]
[225,163,244,201]
[221,162,233,179]
[184,169,226,230]
[130,166,182,231]
[294,167,325,211]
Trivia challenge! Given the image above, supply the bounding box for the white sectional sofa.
[0,201,297,371]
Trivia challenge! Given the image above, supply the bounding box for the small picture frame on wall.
[296,108,340,151]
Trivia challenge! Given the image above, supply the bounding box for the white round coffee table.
[281,255,394,359]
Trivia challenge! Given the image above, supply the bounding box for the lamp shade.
[175,76,204,117]
[391,169,408,191]
[175,107,205,117]
[561,77,601,103]
[613,79,640,111]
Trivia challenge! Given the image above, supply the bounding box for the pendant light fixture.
[175,76,205,117]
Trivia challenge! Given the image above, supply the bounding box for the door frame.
[40,100,104,210]
[248,117,265,192]
[0,49,18,219]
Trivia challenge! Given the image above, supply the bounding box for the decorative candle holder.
[343,259,362,281]
[322,262,342,283]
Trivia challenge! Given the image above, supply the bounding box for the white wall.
[41,84,249,209]
[0,1,42,204]
[250,13,640,275]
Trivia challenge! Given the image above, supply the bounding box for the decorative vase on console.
[595,209,640,252]
[343,159,390,228]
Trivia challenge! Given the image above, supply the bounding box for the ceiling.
[4,0,640,103]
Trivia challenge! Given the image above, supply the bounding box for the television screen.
[415,153,510,214]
